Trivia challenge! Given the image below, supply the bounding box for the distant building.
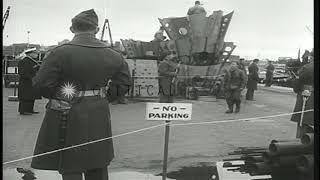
[277,57,293,64]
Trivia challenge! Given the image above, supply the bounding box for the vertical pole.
[106,19,113,48]
[299,97,308,127]
[27,31,30,48]
[100,19,107,41]
[131,69,135,98]
[162,120,171,180]
[13,68,17,96]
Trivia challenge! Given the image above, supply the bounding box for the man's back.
[32,33,131,172]
[187,5,206,15]
[35,34,131,99]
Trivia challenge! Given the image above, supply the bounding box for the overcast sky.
[3,0,314,59]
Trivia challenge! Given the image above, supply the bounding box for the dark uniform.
[187,3,206,15]
[238,59,248,88]
[31,9,131,180]
[224,65,246,113]
[158,56,178,103]
[291,60,314,138]
[265,63,275,87]
[18,54,40,114]
[246,60,259,100]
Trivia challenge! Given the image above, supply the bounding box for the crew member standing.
[238,58,248,98]
[18,48,40,115]
[187,1,207,16]
[224,61,245,113]
[291,53,314,138]
[265,60,275,87]
[246,59,259,101]
[158,54,179,103]
[153,26,166,42]
[31,9,131,180]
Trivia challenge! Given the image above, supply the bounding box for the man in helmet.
[224,60,246,113]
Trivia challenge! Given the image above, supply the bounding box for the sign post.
[146,103,192,180]
[162,120,170,180]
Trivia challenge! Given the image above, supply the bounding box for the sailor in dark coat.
[291,54,314,138]
[158,54,179,103]
[245,59,260,100]
[17,48,41,115]
[265,60,275,87]
[224,61,246,113]
[31,9,131,180]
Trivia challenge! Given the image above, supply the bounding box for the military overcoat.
[31,34,131,173]
[158,60,177,97]
[18,56,40,100]
[291,61,314,125]
[246,62,259,90]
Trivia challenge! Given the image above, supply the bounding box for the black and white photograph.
[2,0,316,179]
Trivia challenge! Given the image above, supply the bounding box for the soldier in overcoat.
[245,59,260,100]
[224,61,246,113]
[18,48,41,115]
[291,53,314,138]
[31,9,131,180]
[158,54,179,103]
[265,60,275,87]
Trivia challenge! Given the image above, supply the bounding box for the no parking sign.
[145,102,192,180]
[146,103,192,121]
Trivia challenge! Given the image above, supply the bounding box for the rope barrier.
[3,122,169,165]
[2,109,313,165]
[172,109,314,127]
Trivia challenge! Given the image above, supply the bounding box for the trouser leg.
[62,172,82,180]
[29,100,35,112]
[225,91,234,113]
[245,89,250,100]
[18,100,34,113]
[234,90,241,112]
[84,167,108,180]
[246,88,254,100]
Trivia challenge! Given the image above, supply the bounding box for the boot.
[235,103,240,113]
[225,104,233,113]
